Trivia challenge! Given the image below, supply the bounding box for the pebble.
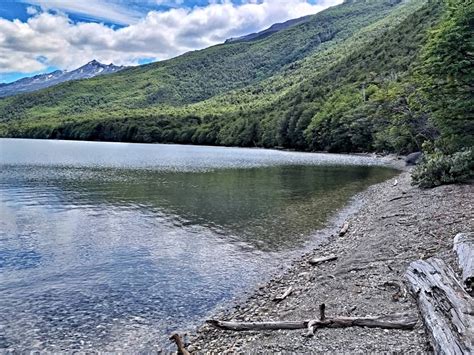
[190,171,473,353]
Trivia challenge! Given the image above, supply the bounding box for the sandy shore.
[189,168,473,353]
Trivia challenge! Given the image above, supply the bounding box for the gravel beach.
[189,167,473,353]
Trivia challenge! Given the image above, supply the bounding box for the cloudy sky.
[0,0,342,83]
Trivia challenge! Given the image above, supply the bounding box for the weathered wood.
[381,213,413,219]
[319,303,326,321]
[207,313,417,332]
[388,194,412,202]
[453,232,473,293]
[273,286,293,302]
[304,320,318,337]
[405,258,473,355]
[339,222,349,236]
[169,333,190,355]
[309,254,337,266]
[207,319,307,331]
[305,303,327,337]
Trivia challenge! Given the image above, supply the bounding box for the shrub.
[412,148,474,188]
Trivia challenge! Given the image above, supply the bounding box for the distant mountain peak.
[0,60,126,98]
[87,59,100,65]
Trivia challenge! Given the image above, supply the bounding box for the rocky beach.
[189,166,473,353]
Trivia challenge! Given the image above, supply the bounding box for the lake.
[0,139,397,351]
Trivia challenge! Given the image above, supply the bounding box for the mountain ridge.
[0,60,125,98]
[224,14,313,44]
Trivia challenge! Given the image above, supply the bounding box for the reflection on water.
[0,139,396,351]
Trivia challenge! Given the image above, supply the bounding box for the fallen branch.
[305,320,318,337]
[305,304,327,337]
[405,258,473,355]
[453,232,473,293]
[273,286,293,302]
[207,319,306,331]
[207,313,417,332]
[169,334,190,355]
[339,222,349,236]
[381,213,413,219]
[309,254,337,266]
[388,194,412,202]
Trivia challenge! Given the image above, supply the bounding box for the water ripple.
[0,139,396,351]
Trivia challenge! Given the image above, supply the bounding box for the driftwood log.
[207,313,417,332]
[309,254,337,266]
[405,258,473,355]
[453,232,473,293]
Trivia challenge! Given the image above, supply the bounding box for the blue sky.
[0,0,342,83]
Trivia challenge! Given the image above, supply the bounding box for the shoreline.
[0,137,407,166]
[189,168,473,353]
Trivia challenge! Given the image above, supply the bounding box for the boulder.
[405,152,423,166]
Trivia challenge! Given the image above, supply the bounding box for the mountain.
[0,60,125,97]
[0,0,471,163]
[225,15,312,44]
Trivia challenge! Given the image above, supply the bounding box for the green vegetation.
[0,0,472,186]
[412,147,473,188]
[412,0,474,187]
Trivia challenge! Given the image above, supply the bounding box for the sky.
[0,0,343,83]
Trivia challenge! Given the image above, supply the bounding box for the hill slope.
[0,0,472,160]
[224,14,312,44]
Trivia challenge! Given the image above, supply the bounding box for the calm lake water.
[0,139,396,351]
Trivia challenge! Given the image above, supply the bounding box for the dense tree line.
[0,0,472,186]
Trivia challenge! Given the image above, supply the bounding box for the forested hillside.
[0,0,472,185]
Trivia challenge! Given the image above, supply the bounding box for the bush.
[412,148,474,188]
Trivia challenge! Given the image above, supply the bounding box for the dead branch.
[304,320,318,337]
[169,333,190,355]
[339,222,349,236]
[273,286,293,302]
[381,213,413,219]
[207,313,417,333]
[309,254,337,266]
[388,194,412,202]
[319,303,326,321]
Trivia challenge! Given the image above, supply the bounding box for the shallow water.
[0,139,396,351]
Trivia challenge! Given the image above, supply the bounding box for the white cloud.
[26,6,38,15]
[22,0,142,25]
[0,0,343,75]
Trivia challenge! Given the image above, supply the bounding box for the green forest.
[0,0,472,186]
